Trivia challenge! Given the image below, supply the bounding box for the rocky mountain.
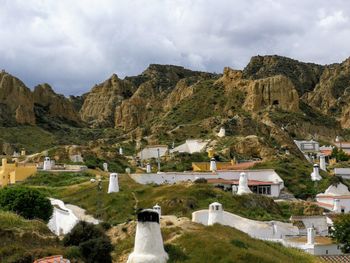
[1,55,350,159]
[0,71,82,128]
[0,70,35,126]
[33,83,82,126]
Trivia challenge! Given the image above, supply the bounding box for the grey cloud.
[0,0,350,95]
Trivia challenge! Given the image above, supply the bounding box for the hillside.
[0,211,65,263]
[15,171,321,262]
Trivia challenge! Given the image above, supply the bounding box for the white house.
[130,169,284,197]
[282,231,343,256]
[138,145,168,160]
[334,168,350,179]
[170,139,208,154]
[192,202,299,240]
[294,140,320,153]
[48,198,99,236]
[316,183,350,213]
[290,215,329,236]
[48,198,79,235]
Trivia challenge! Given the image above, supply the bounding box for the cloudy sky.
[1,0,350,95]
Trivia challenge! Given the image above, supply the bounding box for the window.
[326,250,328,255]
[216,205,219,211]
[252,185,271,195]
[341,209,345,213]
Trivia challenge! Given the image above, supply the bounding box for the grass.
[168,224,317,263]
[22,172,92,187]
[253,156,334,199]
[0,210,65,263]
[20,173,293,225]
[0,126,56,153]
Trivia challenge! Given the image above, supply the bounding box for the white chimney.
[103,162,108,172]
[208,202,223,225]
[146,163,151,173]
[217,127,226,137]
[127,209,168,263]
[232,185,238,195]
[319,155,326,171]
[333,199,341,213]
[153,204,161,218]
[209,158,217,172]
[43,157,52,171]
[237,172,252,195]
[119,147,123,155]
[311,164,322,181]
[107,173,119,193]
[307,227,315,245]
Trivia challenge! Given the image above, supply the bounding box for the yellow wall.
[192,162,236,171]
[0,159,37,187]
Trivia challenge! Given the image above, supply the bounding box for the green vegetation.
[331,214,350,253]
[331,147,350,162]
[22,174,291,225]
[0,211,65,263]
[0,126,56,153]
[160,152,209,172]
[0,187,53,222]
[63,221,113,263]
[253,156,333,199]
[168,224,317,263]
[22,172,92,187]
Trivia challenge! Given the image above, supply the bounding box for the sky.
[0,0,350,96]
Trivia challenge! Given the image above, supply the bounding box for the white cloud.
[0,0,350,95]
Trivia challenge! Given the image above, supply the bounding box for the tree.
[330,214,350,253]
[0,187,53,222]
[331,147,350,162]
[63,221,113,263]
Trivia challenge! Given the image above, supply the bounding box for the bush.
[331,214,350,253]
[0,187,53,222]
[63,221,113,263]
[164,244,188,262]
[79,237,113,263]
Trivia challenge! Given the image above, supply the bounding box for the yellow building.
[0,158,37,187]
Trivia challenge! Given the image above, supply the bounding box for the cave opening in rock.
[272,100,279,105]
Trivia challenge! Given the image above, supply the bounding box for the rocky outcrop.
[243,75,299,112]
[303,58,350,128]
[33,83,81,125]
[217,68,299,113]
[231,135,275,159]
[80,74,135,127]
[0,70,35,125]
[243,55,324,95]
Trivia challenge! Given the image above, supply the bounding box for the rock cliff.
[33,83,81,125]
[0,71,35,125]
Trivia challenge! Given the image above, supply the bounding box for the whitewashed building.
[316,183,350,213]
[170,139,208,154]
[334,168,350,179]
[294,140,320,153]
[48,198,99,236]
[192,202,299,240]
[131,169,284,197]
[138,145,168,160]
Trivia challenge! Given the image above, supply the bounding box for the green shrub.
[0,187,53,222]
[164,244,188,262]
[63,221,113,263]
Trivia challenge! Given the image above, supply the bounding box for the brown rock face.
[33,83,81,124]
[243,75,299,112]
[303,58,350,128]
[80,74,135,127]
[0,71,35,125]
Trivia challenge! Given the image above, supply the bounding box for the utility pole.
[157,148,160,172]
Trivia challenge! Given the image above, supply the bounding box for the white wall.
[192,210,299,240]
[48,198,78,235]
[138,147,168,160]
[131,170,284,197]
